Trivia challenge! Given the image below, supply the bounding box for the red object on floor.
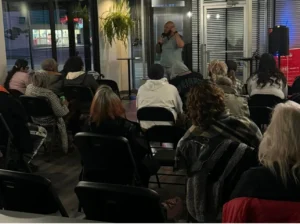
[274,48,300,85]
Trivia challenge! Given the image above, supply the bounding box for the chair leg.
[156,174,161,188]
[48,124,56,162]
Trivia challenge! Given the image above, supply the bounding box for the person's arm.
[156,37,163,54]
[86,75,99,94]
[47,91,69,117]
[174,88,183,114]
[173,32,185,48]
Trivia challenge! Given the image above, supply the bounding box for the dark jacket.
[169,72,203,111]
[46,72,64,96]
[64,72,99,93]
[223,166,300,223]
[83,117,150,185]
[176,135,258,222]
[0,92,33,154]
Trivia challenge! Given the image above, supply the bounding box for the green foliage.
[73,3,89,21]
[101,0,134,47]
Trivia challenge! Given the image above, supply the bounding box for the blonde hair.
[90,85,125,125]
[208,60,228,82]
[31,70,50,88]
[259,101,300,185]
[41,58,58,72]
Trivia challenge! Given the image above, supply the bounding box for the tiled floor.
[34,99,187,220]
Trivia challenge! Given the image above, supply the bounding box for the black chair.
[137,107,185,187]
[8,89,23,97]
[0,169,68,217]
[63,85,94,113]
[74,132,141,185]
[97,79,120,97]
[19,96,56,161]
[249,106,273,132]
[0,114,31,173]
[75,181,165,222]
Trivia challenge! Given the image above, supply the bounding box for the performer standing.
[156,21,185,79]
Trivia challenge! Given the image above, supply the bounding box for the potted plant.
[100,0,134,47]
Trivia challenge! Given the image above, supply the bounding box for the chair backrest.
[19,96,54,118]
[75,181,165,222]
[97,79,120,97]
[137,107,175,123]
[249,106,273,130]
[145,125,185,147]
[8,89,23,97]
[63,85,94,102]
[0,169,68,217]
[74,132,140,185]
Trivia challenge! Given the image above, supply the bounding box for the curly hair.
[187,81,226,128]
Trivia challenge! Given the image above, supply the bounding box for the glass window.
[2,1,32,70]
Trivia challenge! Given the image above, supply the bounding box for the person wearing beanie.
[136,64,183,129]
[169,61,203,111]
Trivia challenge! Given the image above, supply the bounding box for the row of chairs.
[0,169,166,222]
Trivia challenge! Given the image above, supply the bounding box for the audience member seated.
[169,60,203,111]
[137,64,183,129]
[226,60,243,94]
[62,56,98,93]
[216,76,250,117]
[174,81,261,222]
[4,59,30,94]
[41,58,64,96]
[223,101,300,223]
[247,53,287,107]
[84,86,157,187]
[25,71,69,153]
[0,85,47,170]
[209,60,250,117]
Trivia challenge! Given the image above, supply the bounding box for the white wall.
[97,0,129,91]
[0,0,7,84]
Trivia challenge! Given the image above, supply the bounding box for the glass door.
[201,2,250,83]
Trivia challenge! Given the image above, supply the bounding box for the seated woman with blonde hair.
[84,85,158,187]
[223,101,300,223]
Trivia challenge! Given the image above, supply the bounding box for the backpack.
[185,136,257,222]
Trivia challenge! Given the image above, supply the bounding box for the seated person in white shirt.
[137,64,183,129]
[247,53,287,107]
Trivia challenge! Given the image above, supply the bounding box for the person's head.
[31,70,50,88]
[148,64,165,80]
[257,53,287,87]
[63,56,84,74]
[164,21,175,35]
[90,85,125,125]
[187,81,226,128]
[41,58,58,72]
[171,61,191,79]
[4,59,29,89]
[259,101,300,185]
[208,60,228,82]
[226,60,237,84]
[216,76,233,87]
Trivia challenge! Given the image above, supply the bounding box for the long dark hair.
[256,53,287,88]
[62,56,84,75]
[4,59,28,89]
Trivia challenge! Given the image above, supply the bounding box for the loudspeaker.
[268,26,289,56]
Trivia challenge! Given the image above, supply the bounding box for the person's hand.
[171,27,177,34]
[63,99,69,107]
[158,36,163,44]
